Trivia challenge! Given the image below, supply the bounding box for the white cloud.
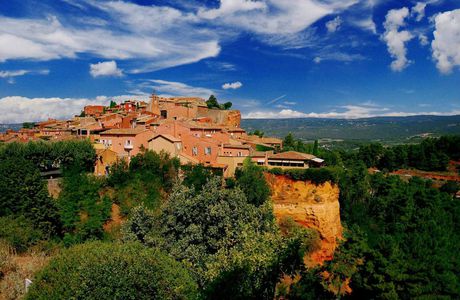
[0,70,29,78]
[0,4,220,73]
[432,9,460,74]
[0,94,152,123]
[222,81,243,90]
[313,52,366,63]
[198,0,358,35]
[149,80,214,98]
[411,2,427,22]
[326,16,342,33]
[418,34,429,46]
[382,7,414,71]
[198,0,267,20]
[244,104,460,119]
[89,61,123,77]
[352,17,377,34]
[0,69,50,84]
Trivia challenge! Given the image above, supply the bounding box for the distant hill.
[0,124,22,133]
[241,115,460,144]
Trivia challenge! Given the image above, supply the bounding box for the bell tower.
[149,92,161,115]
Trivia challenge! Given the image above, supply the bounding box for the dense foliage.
[0,156,60,245]
[357,135,460,171]
[206,95,233,110]
[26,242,199,300]
[0,140,96,172]
[123,177,282,299]
[235,158,271,206]
[1,135,459,299]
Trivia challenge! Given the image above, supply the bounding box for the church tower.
[148,92,161,115]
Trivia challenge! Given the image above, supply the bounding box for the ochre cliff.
[265,174,342,265]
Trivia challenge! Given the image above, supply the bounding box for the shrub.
[267,167,339,184]
[0,216,44,253]
[26,242,199,300]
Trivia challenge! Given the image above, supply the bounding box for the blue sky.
[0,0,459,122]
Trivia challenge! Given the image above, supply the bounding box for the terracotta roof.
[223,144,250,149]
[179,152,200,164]
[100,128,147,135]
[268,151,317,161]
[251,150,269,157]
[149,134,181,143]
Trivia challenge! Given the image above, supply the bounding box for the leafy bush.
[58,169,111,245]
[267,167,339,184]
[26,242,199,300]
[0,216,44,253]
[0,156,61,237]
[235,158,271,206]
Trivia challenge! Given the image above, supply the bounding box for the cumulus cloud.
[432,9,460,74]
[411,2,427,21]
[418,34,429,46]
[0,94,152,123]
[222,81,243,90]
[89,61,123,77]
[382,7,414,71]
[244,104,460,119]
[326,16,342,33]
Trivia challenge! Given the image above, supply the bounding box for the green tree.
[148,177,279,298]
[109,100,117,108]
[58,167,111,245]
[206,95,219,109]
[312,140,319,156]
[235,158,271,206]
[283,133,296,150]
[222,101,233,110]
[182,164,213,191]
[0,156,60,238]
[26,242,199,300]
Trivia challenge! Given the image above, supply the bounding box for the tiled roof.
[268,151,317,161]
[149,134,181,143]
[223,144,250,149]
[100,128,147,135]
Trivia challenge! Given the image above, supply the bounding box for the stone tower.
[148,93,161,115]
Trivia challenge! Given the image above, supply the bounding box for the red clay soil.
[391,161,460,183]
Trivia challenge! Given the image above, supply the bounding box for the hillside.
[242,115,460,143]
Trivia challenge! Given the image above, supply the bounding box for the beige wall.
[217,156,247,178]
[148,137,181,156]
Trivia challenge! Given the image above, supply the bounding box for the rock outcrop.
[265,173,342,265]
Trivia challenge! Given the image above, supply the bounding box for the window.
[192,147,198,156]
[205,147,212,155]
[237,152,242,157]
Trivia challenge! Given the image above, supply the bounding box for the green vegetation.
[0,155,60,244]
[1,135,459,299]
[235,158,270,206]
[22,122,35,129]
[242,115,460,145]
[26,242,199,300]
[357,135,460,171]
[206,95,233,110]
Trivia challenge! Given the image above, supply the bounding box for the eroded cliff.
[265,173,342,265]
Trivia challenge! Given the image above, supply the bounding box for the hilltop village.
[0,94,324,177]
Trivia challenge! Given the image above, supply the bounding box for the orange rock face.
[265,174,343,265]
